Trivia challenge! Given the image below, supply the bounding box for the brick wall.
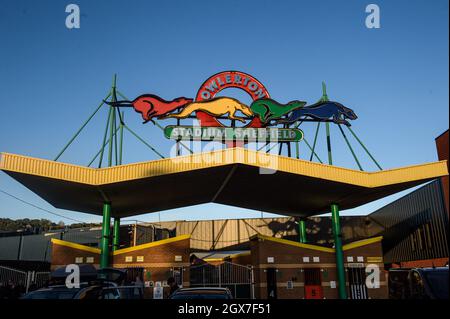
[51,240,100,269]
[249,235,388,299]
[51,236,191,298]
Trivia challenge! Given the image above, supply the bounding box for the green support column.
[325,122,333,165]
[331,204,347,299]
[298,218,307,243]
[320,82,333,165]
[100,202,111,269]
[113,218,120,251]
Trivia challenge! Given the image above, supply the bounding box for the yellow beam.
[203,251,251,262]
[252,234,335,253]
[51,238,101,254]
[252,234,384,253]
[342,236,383,251]
[113,234,190,255]
[203,258,226,262]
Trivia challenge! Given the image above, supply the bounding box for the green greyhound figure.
[250,99,306,124]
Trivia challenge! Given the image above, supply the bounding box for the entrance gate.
[190,261,254,299]
[348,265,368,299]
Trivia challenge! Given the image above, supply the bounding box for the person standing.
[167,277,179,296]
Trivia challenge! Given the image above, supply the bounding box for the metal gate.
[304,268,323,299]
[190,262,254,299]
[33,271,51,289]
[348,265,368,299]
[0,266,51,294]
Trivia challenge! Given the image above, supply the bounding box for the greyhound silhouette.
[163,97,253,123]
[277,101,358,126]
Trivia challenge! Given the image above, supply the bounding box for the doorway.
[266,268,277,299]
[304,268,323,299]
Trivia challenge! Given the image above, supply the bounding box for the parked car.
[101,286,144,299]
[21,282,118,300]
[169,287,233,299]
[21,282,144,300]
[389,267,449,299]
[21,267,144,299]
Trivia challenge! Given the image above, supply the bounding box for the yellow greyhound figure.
[163,97,253,123]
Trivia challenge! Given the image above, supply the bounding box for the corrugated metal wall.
[369,180,449,263]
[151,217,299,251]
[0,236,22,260]
[147,216,376,251]
[0,228,103,262]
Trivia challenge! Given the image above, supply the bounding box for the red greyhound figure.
[106,94,193,123]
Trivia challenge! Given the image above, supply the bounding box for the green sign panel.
[163,125,304,142]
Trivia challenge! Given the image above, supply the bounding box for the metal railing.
[190,261,254,299]
[0,266,50,294]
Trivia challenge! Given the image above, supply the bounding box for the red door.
[304,268,323,299]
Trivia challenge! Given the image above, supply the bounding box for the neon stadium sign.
[107,70,358,143]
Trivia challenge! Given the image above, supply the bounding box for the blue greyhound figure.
[276,82,358,126]
[277,100,358,127]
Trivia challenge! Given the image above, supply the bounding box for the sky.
[0,0,448,225]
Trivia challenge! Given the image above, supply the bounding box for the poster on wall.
[153,286,163,299]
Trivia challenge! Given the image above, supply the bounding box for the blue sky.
[0,0,448,224]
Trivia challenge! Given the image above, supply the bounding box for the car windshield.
[424,270,449,299]
[22,289,80,299]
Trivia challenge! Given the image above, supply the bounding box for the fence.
[0,265,50,293]
[190,261,254,299]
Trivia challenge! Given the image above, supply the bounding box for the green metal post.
[325,122,333,165]
[309,122,321,161]
[100,202,111,268]
[298,218,307,243]
[113,218,120,251]
[302,138,323,163]
[108,75,117,167]
[347,126,383,170]
[88,126,120,167]
[99,75,118,267]
[119,112,124,165]
[108,105,115,167]
[319,82,333,165]
[338,124,363,171]
[123,125,165,159]
[295,141,300,159]
[54,93,110,161]
[320,81,329,102]
[98,107,112,168]
[331,204,347,299]
[113,109,118,166]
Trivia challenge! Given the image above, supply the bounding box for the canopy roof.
[0,148,447,218]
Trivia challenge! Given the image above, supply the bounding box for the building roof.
[252,234,383,252]
[0,148,447,218]
[51,234,191,255]
[434,129,449,141]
